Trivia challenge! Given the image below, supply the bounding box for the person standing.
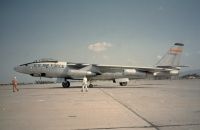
[81,76,88,92]
[12,77,19,92]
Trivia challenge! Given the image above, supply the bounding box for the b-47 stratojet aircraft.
[14,43,185,88]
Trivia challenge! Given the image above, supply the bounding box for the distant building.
[180,74,200,79]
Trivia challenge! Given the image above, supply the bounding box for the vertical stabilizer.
[156,43,184,68]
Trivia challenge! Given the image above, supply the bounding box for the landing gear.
[119,82,127,86]
[87,79,94,88]
[62,81,70,88]
[88,84,94,88]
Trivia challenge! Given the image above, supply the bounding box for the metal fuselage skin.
[14,43,184,87]
[14,59,180,88]
[14,61,68,78]
[14,61,147,81]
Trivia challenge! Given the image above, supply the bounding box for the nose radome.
[14,66,21,72]
[14,66,18,72]
[14,66,17,71]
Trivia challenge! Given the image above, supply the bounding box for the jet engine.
[68,70,95,76]
[153,70,179,76]
[153,72,167,76]
[123,69,137,75]
[170,70,179,75]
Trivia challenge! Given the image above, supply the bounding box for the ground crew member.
[12,77,19,92]
[81,76,88,92]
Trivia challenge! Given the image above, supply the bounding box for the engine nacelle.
[153,70,179,76]
[123,69,137,75]
[153,72,167,76]
[68,70,95,76]
[170,70,179,75]
[114,78,129,83]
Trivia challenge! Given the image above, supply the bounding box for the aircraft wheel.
[62,81,70,88]
[62,82,65,88]
[66,81,70,88]
[119,82,127,86]
[88,84,94,88]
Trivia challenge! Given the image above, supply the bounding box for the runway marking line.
[99,88,160,130]
[98,88,200,130]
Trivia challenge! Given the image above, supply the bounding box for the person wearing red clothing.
[12,77,19,92]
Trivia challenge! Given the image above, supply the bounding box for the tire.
[89,84,94,88]
[62,82,66,88]
[66,81,70,88]
[119,82,127,86]
[62,81,70,88]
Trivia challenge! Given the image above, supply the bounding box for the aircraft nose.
[14,66,18,72]
[14,66,22,73]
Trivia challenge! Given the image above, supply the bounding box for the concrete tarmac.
[0,80,200,130]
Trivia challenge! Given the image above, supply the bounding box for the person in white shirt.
[82,76,88,92]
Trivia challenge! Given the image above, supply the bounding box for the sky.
[1,0,200,83]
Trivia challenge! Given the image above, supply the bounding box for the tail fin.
[155,43,184,69]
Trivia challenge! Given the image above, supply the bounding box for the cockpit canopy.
[34,58,58,63]
[20,58,58,66]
